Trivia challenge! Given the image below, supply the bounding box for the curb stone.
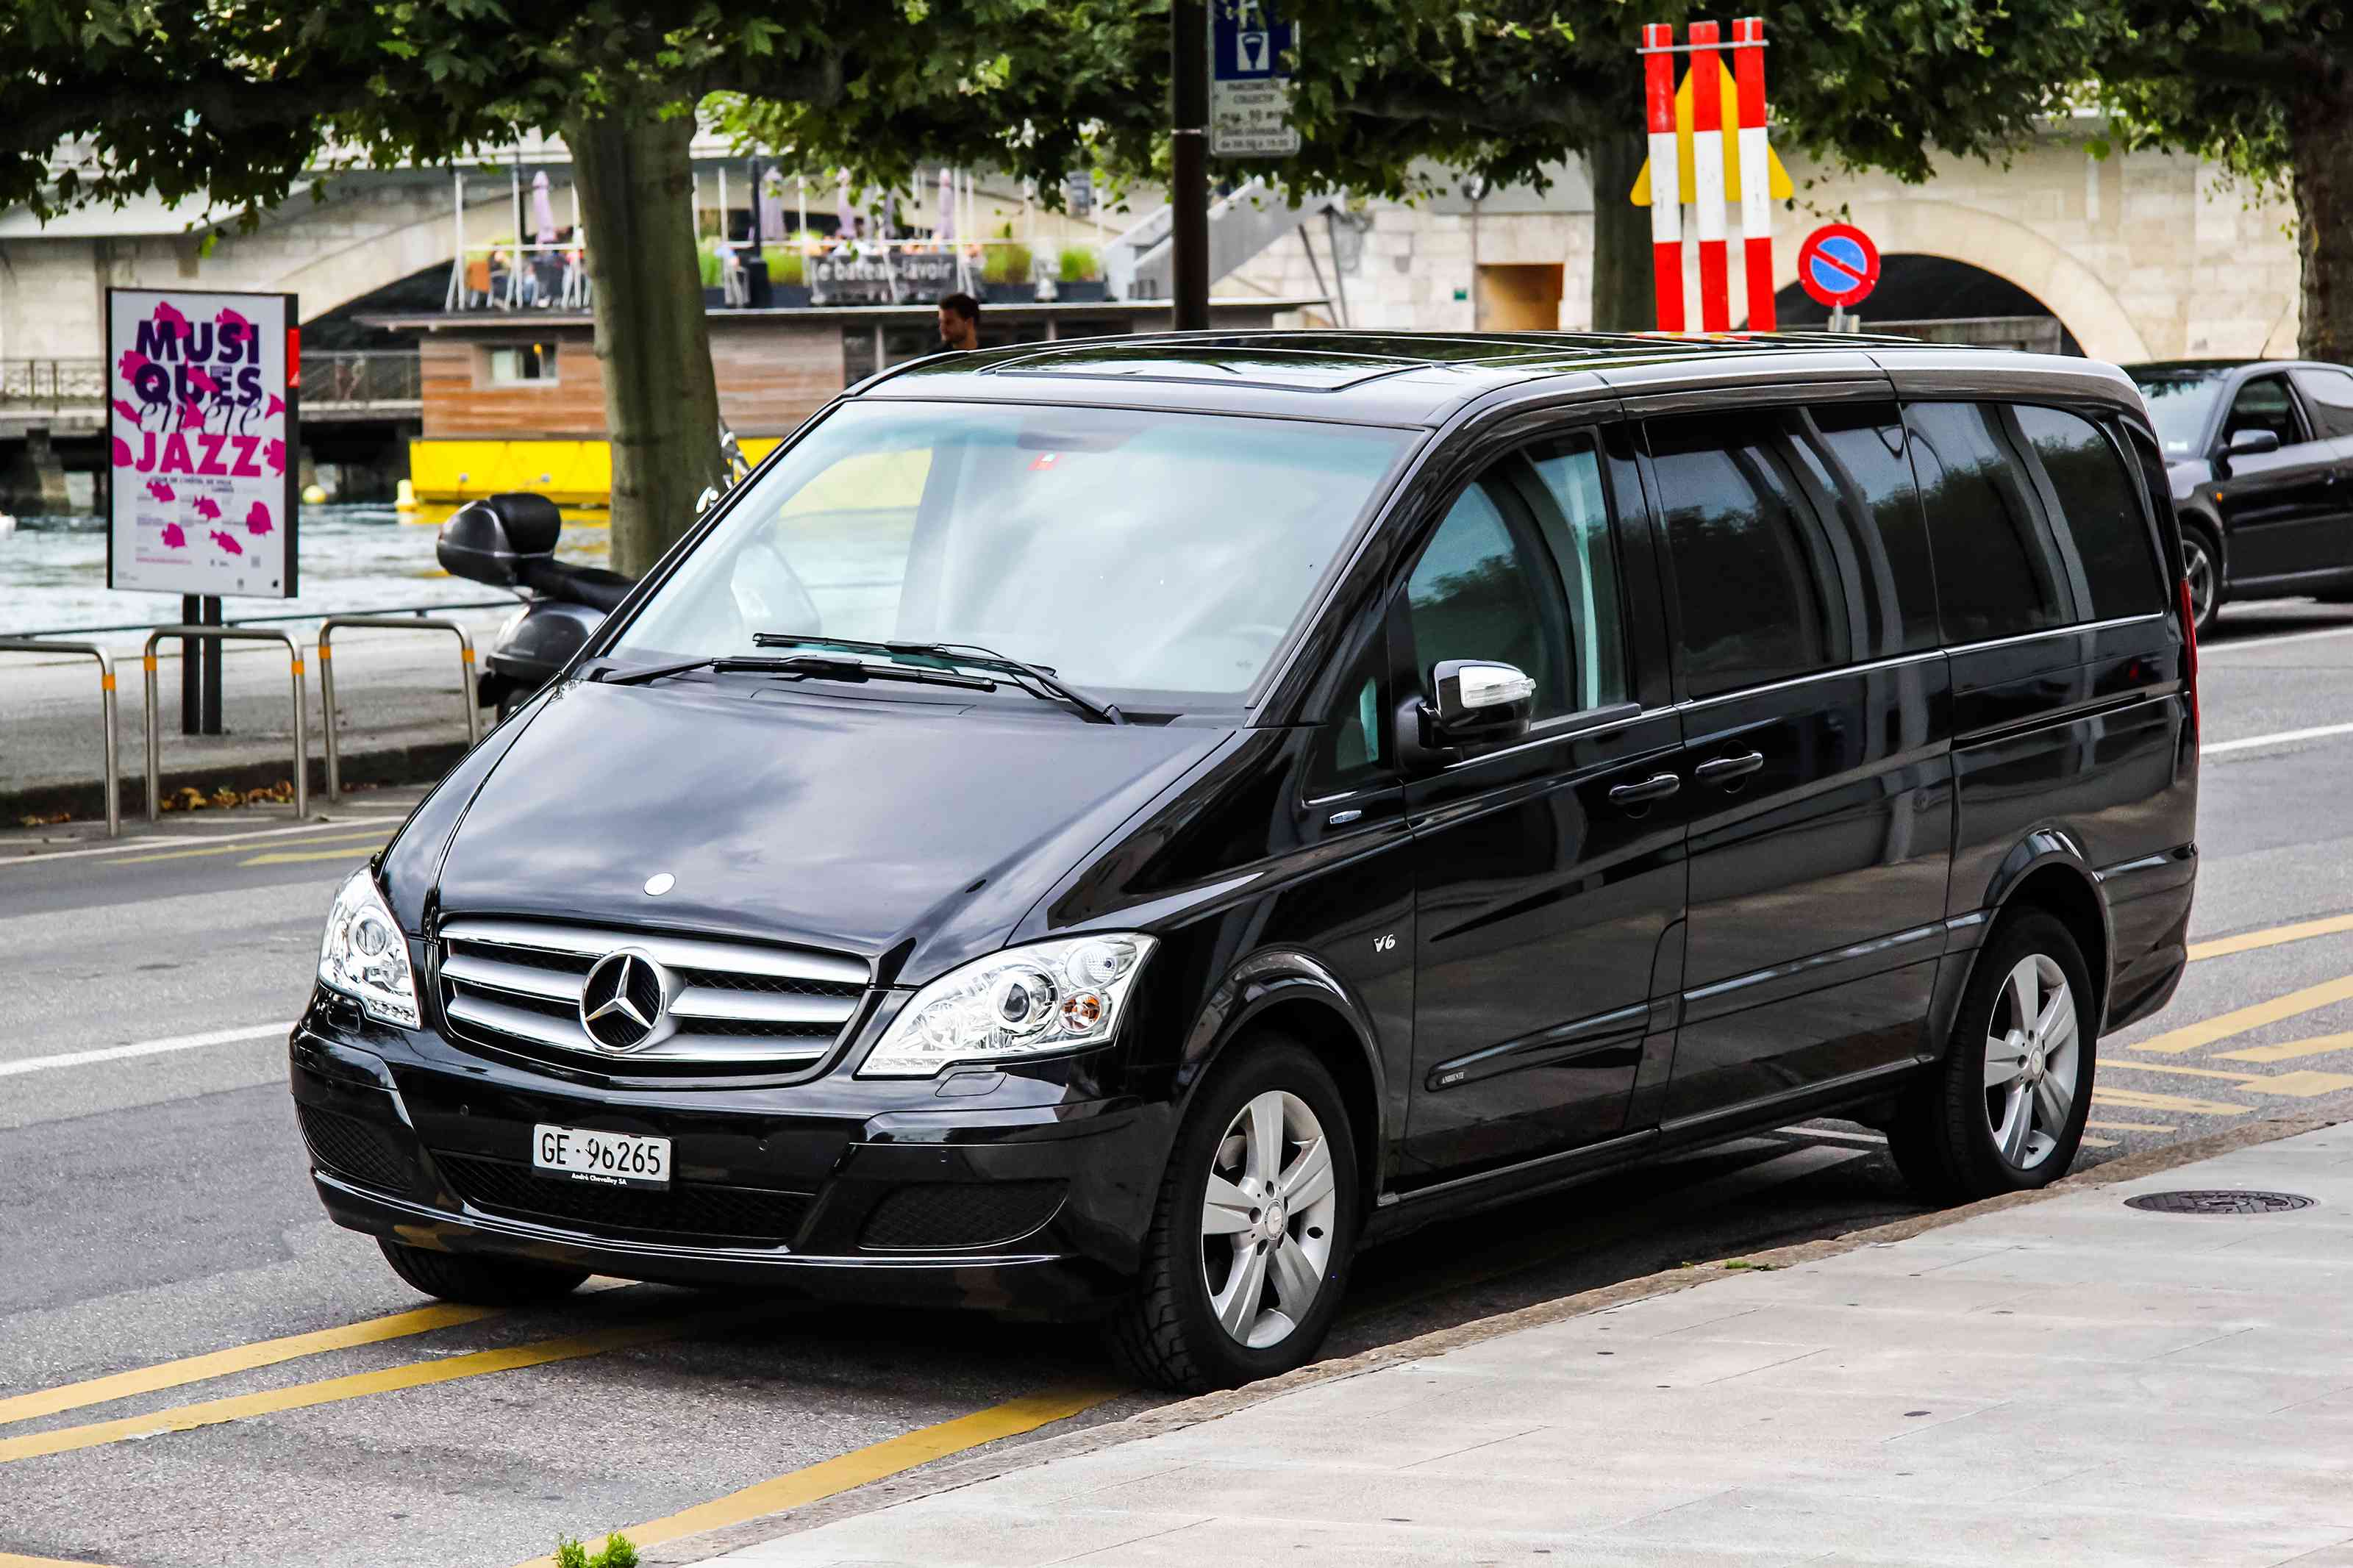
[1,739,466,824]
[646,1113,2337,1565]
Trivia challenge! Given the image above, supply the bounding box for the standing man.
[938,292,982,351]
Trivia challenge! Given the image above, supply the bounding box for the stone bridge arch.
[1763,196,2152,363]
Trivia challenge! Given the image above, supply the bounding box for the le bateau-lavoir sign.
[106,288,299,598]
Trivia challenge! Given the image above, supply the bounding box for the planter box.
[1054,280,1108,303]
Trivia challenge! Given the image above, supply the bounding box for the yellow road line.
[510,1383,1126,1568]
[2091,1086,2252,1117]
[0,1317,693,1465]
[2190,912,2353,962]
[109,828,390,866]
[2102,1060,2260,1083]
[0,1302,498,1429]
[2124,975,2353,1056]
[2087,1120,2177,1134]
[2218,1033,2353,1064]
[0,1553,126,1567]
[2240,1068,2353,1098]
[240,842,387,866]
[2081,1135,2120,1148]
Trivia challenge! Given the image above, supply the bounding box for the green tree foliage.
[2090,1,2353,357]
[1,1,2138,560]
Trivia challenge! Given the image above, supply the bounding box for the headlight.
[859,934,1157,1078]
[318,868,420,1028]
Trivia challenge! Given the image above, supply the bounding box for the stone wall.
[1223,128,2302,362]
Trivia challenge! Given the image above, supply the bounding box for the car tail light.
[2177,575,2200,736]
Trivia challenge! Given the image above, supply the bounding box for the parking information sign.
[1210,1,1300,158]
[104,287,299,598]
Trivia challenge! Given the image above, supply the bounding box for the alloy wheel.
[1199,1089,1339,1349]
[2183,535,2217,626]
[1980,953,2079,1170]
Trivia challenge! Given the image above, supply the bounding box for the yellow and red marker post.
[1632,18,1789,332]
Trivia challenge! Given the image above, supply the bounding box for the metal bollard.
[317,616,480,801]
[0,639,121,837]
[141,626,308,823]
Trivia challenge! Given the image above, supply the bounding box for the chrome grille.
[438,917,868,1075]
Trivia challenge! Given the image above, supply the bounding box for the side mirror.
[2227,426,2282,457]
[1429,659,1535,742]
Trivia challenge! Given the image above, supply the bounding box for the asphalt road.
[2,601,2350,1568]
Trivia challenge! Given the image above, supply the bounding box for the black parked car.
[2126,358,2353,632]
[296,332,2198,1391]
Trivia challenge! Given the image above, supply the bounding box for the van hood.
[431,677,1234,986]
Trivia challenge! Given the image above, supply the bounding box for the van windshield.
[615,401,1414,704]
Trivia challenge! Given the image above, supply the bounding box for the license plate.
[532,1124,671,1190]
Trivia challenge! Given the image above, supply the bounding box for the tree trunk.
[2293,93,2353,361]
[565,109,723,577]
[1586,132,1654,332]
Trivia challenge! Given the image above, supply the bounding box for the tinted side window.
[1784,403,1941,656]
[1905,401,2073,644]
[2290,366,2353,440]
[1406,476,1574,721]
[1648,415,1853,697]
[1307,622,1389,795]
[2224,376,2307,447]
[2013,405,2166,620]
[1521,437,1630,712]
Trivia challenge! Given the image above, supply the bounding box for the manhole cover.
[2124,1189,2315,1216]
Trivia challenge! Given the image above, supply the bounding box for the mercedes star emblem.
[578,948,676,1053]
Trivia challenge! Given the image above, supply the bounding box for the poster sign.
[105,288,298,598]
[1210,1,1300,158]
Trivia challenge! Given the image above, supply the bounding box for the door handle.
[1694,751,1765,784]
[1607,773,1682,806]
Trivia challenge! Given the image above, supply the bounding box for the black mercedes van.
[295,332,2198,1391]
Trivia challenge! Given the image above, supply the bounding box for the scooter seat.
[520,556,635,612]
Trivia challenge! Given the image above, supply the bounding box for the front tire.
[2180,521,2222,635]
[378,1238,589,1306]
[1107,1039,1359,1392]
[1889,911,2096,1204]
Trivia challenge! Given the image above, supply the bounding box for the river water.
[1,505,611,645]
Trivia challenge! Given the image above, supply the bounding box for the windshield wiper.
[751,634,1126,724]
[597,654,995,692]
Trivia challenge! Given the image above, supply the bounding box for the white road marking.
[0,815,404,870]
[2202,720,2353,757]
[0,1023,295,1080]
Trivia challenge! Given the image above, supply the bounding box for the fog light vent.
[861,1181,1067,1251]
[299,1103,415,1194]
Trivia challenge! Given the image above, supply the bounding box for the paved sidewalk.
[694,1123,2353,1568]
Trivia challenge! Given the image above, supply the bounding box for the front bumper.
[288,997,1169,1318]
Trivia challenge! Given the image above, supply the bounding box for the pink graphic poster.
[105,288,296,598]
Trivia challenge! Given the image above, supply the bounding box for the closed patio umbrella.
[530,171,557,244]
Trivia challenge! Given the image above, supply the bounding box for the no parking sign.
[1796,223,1880,311]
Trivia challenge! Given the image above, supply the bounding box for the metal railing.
[0,639,121,837]
[318,616,479,801]
[0,354,421,415]
[141,627,308,823]
[0,359,107,412]
[307,351,424,407]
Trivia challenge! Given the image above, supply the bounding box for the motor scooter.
[436,432,753,717]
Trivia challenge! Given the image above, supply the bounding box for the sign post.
[104,289,299,734]
[1210,1,1301,159]
[1796,223,1881,329]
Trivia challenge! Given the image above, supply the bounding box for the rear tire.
[378,1238,589,1306]
[1106,1038,1359,1393]
[1888,911,2097,1204]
